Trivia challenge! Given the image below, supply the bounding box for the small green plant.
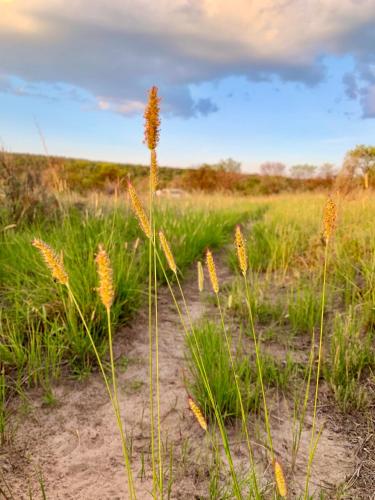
[323,310,375,411]
[287,282,321,334]
[258,352,300,390]
[186,321,256,421]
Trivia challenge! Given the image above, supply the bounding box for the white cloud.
[97,98,145,115]
[0,0,375,116]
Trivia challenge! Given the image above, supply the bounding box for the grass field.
[1,186,374,498]
[1,89,374,500]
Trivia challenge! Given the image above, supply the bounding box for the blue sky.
[1,1,375,173]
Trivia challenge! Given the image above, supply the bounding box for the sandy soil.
[1,254,373,499]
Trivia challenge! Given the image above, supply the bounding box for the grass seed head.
[32,238,68,285]
[323,197,337,244]
[144,86,160,151]
[95,245,114,310]
[159,231,177,274]
[150,149,158,192]
[188,396,207,431]
[273,458,287,498]
[235,225,248,276]
[128,182,151,239]
[197,261,204,292]
[206,249,219,294]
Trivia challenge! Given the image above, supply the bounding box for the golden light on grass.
[323,197,337,244]
[235,225,247,276]
[144,86,160,151]
[188,396,207,431]
[32,238,68,285]
[150,149,158,192]
[197,261,204,292]
[128,182,151,238]
[159,231,177,273]
[273,459,287,498]
[95,245,114,310]
[206,249,219,294]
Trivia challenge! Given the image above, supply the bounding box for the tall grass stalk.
[179,290,243,498]
[205,248,258,497]
[68,279,136,499]
[154,246,243,499]
[243,275,274,458]
[153,220,163,496]
[291,330,315,472]
[304,198,336,498]
[215,291,260,498]
[32,242,136,498]
[148,181,157,497]
[145,85,162,498]
[303,244,328,498]
[106,306,136,500]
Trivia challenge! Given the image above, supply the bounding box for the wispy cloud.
[1,0,375,117]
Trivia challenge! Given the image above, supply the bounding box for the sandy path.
[1,253,361,499]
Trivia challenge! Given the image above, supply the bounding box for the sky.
[0,0,375,173]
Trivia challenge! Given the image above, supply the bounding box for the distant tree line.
[2,145,375,197]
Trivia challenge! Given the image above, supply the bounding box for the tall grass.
[0,199,250,407]
[2,86,375,499]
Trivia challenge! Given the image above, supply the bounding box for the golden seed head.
[150,149,158,193]
[235,225,248,276]
[159,231,177,274]
[95,245,114,310]
[197,261,204,292]
[206,249,219,294]
[273,459,287,498]
[188,396,207,431]
[144,86,160,151]
[32,238,68,285]
[323,197,337,244]
[128,183,151,239]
